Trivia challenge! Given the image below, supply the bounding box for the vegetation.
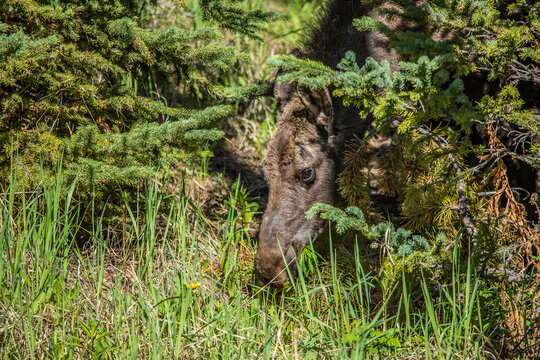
[276,1,539,355]
[275,0,539,243]
[0,0,277,190]
[1,0,539,359]
[0,164,508,359]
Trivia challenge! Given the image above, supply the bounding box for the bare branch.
[480,148,537,165]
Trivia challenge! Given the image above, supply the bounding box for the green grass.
[0,162,509,359]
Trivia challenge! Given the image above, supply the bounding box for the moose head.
[255,80,339,287]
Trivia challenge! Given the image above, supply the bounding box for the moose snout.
[255,248,298,288]
[255,216,299,287]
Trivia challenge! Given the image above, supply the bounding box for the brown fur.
[255,0,404,287]
[255,83,339,286]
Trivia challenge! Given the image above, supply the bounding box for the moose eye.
[302,168,315,183]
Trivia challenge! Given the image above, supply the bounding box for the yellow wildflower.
[186,282,201,289]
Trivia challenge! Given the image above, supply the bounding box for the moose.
[255,1,400,287]
[254,0,539,287]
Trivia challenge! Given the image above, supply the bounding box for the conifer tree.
[274,0,538,249]
[0,0,278,191]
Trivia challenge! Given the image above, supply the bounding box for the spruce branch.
[198,0,282,40]
[0,0,274,199]
[413,125,478,249]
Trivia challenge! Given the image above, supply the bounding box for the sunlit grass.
[0,160,508,359]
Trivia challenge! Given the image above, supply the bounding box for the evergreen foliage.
[0,0,278,191]
[274,0,539,266]
[306,203,433,257]
[280,6,539,349]
[199,0,281,40]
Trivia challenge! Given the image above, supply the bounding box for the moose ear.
[273,47,334,134]
[297,84,333,129]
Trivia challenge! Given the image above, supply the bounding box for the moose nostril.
[255,273,268,287]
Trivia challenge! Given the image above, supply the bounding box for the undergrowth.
[1,162,535,359]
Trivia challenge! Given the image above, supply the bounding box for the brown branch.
[509,60,540,85]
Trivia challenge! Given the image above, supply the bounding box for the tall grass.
[0,162,504,359]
